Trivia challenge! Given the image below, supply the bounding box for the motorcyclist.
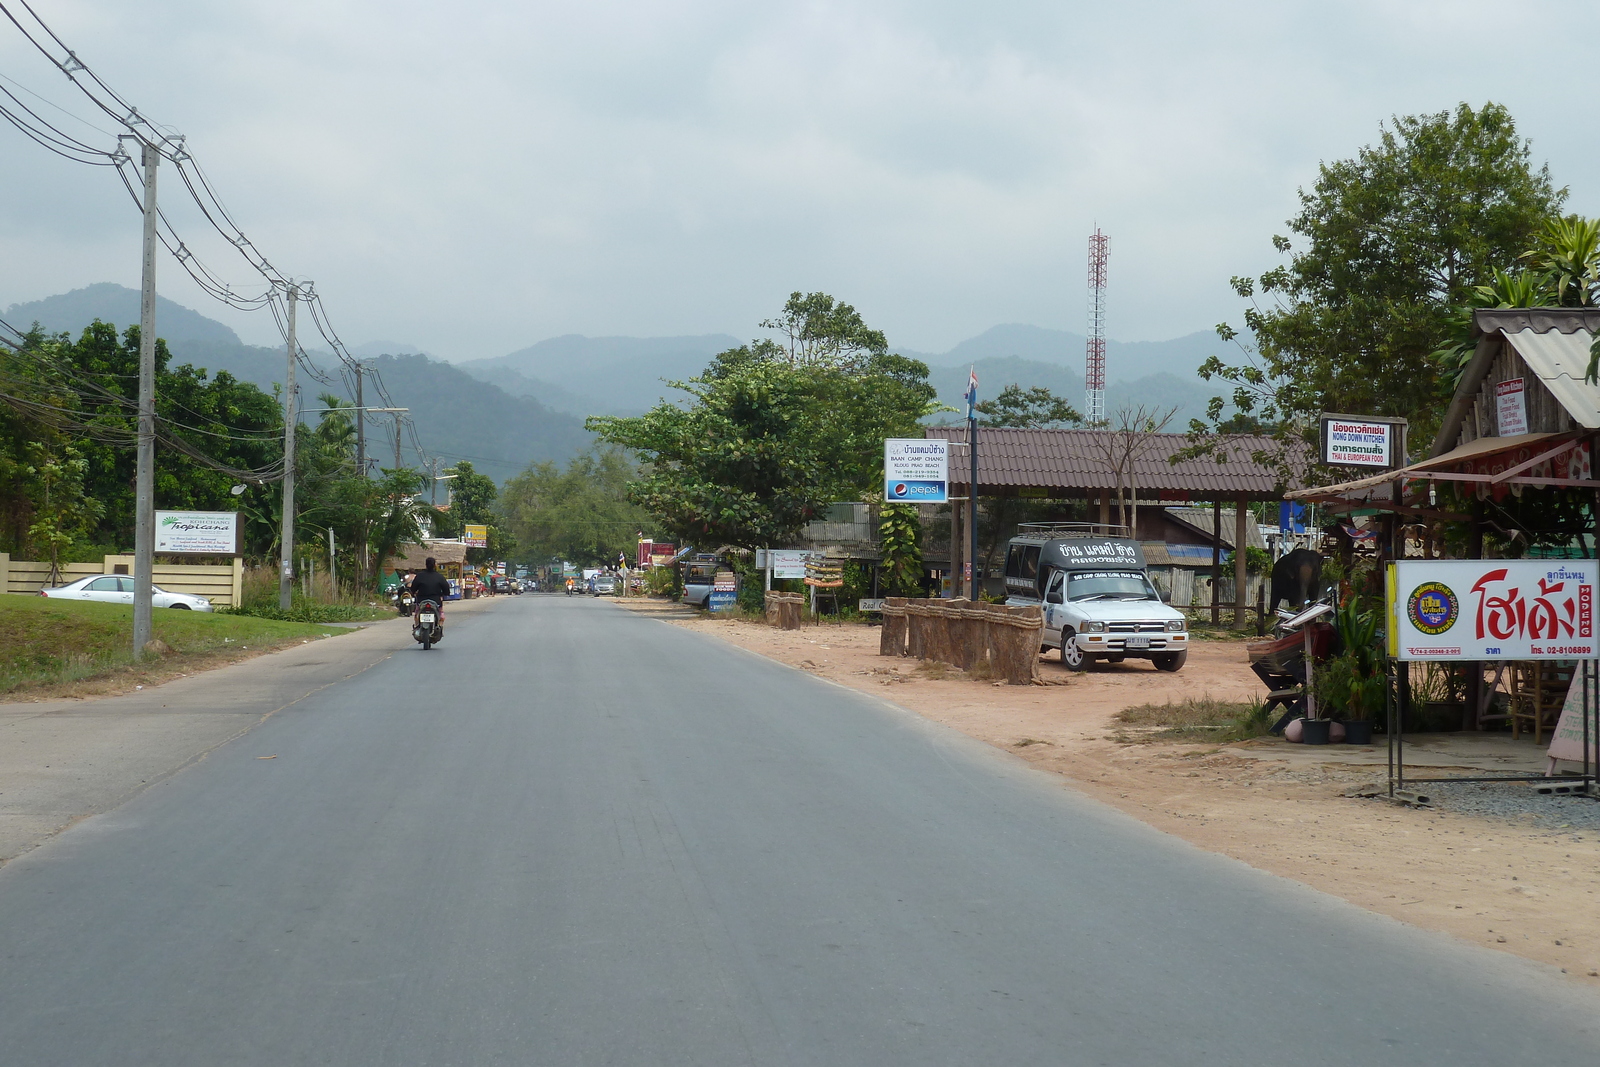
[410,557,452,619]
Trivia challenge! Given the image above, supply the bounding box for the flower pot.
[1300,718,1332,745]
[1343,719,1374,745]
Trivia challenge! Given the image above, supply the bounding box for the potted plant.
[1315,600,1385,744]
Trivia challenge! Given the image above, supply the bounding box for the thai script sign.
[463,524,488,548]
[1495,378,1527,436]
[1547,677,1600,767]
[154,510,238,554]
[1054,538,1145,569]
[1387,560,1598,661]
[884,438,948,503]
[1320,415,1400,468]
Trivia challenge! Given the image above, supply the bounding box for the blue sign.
[884,478,947,502]
[708,590,738,612]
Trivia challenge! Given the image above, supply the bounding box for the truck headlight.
[1081,620,1106,633]
[1166,619,1186,632]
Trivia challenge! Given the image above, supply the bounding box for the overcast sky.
[1,0,1596,361]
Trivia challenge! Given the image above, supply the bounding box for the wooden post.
[1211,500,1221,625]
[1234,495,1249,630]
[949,496,963,600]
[231,557,244,609]
[1099,491,1111,534]
[0,552,9,596]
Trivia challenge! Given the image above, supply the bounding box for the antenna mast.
[1085,228,1108,424]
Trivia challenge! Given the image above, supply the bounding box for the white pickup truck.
[1002,525,1188,672]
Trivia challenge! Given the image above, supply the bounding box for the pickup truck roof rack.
[1014,522,1133,539]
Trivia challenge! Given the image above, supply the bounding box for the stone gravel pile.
[1408,779,1600,834]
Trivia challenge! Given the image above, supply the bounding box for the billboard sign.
[155,510,238,554]
[1320,414,1402,468]
[1495,378,1528,436]
[884,438,948,503]
[463,524,489,548]
[708,590,737,612]
[768,549,808,579]
[1387,559,1598,661]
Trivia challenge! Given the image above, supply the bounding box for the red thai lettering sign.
[1388,560,1598,661]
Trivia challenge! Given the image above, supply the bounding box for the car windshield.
[1066,571,1155,601]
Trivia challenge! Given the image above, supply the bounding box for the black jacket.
[410,570,452,604]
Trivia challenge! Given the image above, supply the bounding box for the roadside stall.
[388,539,469,600]
[1285,308,1600,794]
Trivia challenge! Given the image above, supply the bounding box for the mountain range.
[5,284,1231,484]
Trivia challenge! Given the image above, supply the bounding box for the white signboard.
[1387,560,1598,661]
[768,549,808,579]
[1495,378,1528,436]
[1321,417,1395,468]
[155,510,238,554]
[1547,679,1600,767]
[884,438,948,503]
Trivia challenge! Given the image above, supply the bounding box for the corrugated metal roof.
[1501,328,1600,429]
[924,427,1299,498]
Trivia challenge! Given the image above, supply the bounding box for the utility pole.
[394,413,403,470]
[279,284,299,610]
[355,361,366,477]
[131,142,159,658]
[429,458,439,506]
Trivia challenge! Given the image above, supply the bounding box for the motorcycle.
[412,598,443,650]
[392,587,414,617]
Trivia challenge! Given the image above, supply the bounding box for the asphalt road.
[0,596,1595,1065]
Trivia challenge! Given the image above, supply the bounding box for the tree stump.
[988,603,1044,684]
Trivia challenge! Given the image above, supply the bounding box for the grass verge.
[222,600,390,623]
[0,595,351,697]
[1114,695,1271,744]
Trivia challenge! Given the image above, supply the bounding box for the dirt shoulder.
[662,609,1600,983]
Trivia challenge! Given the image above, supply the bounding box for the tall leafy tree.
[1199,102,1564,458]
[498,448,655,566]
[589,295,938,550]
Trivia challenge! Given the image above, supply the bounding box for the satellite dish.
[230,484,248,496]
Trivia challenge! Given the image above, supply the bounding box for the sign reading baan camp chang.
[1387,560,1598,661]
[1319,414,1404,468]
[155,510,239,554]
[884,439,948,504]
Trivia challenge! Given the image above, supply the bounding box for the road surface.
[0,596,1594,1064]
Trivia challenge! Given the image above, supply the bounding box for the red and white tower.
[1085,228,1108,424]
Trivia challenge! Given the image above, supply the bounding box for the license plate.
[1125,634,1150,649]
[419,613,435,623]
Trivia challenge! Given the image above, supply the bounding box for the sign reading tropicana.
[154,510,239,554]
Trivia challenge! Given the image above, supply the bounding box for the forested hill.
[3,284,591,484]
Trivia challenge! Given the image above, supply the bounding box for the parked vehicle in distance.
[681,557,720,608]
[39,574,214,611]
[1003,524,1186,672]
[592,575,617,595]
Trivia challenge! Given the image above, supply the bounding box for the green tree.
[588,296,938,550]
[759,291,888,368]
[974,385,1081,429]
[499,448,655,567]
[1199,102,1564,461]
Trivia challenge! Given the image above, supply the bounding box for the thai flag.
[965,366,978,420]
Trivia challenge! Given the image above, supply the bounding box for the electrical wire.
[0,0,436,467]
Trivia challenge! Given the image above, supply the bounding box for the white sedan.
[40,575,214,611]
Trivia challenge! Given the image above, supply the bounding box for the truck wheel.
[1060,628,1092,671]
[1153,650,1187,672]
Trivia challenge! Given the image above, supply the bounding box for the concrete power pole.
[394,414,403,470]
[278,284,299,610]
[355,361,366,477]
[131,142,160,658]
